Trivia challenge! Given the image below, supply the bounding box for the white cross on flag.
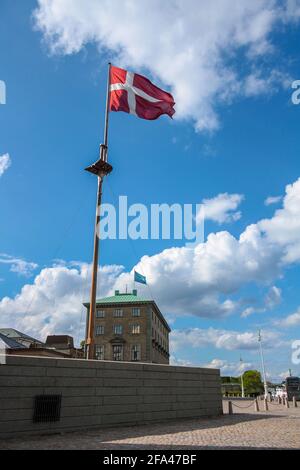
[109,65,175,120]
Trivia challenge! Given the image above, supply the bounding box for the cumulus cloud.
[33,0,298,131]
[2,175,300,336]
[265,195,283,206]
[0,254,38,277]
[0,262,123,343]
[285,0,300,21]
[241,285,282,318]
[169,356,194,367]
[0,154,11,177]
[244,69,291,97]
[201,193,244,224]
[258,178,300,263]
[169,356,254,374]
[203,358,254,375]
[170,327,282,352]
[276,307,300,328]
[118,174,300,321]
[264,285,282,309]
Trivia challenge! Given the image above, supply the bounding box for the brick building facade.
[84,290,170,364]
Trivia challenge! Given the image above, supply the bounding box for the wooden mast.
[85,63,112,360]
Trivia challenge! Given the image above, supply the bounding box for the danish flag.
[109,65,175,120]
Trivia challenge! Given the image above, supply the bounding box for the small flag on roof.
[134,270,147,285]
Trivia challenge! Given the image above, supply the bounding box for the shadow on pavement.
[0,413,287,450]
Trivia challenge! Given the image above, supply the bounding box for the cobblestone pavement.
[1,400,300,450]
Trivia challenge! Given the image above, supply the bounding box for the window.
[95,325,104,335]
[95,345,105,360]
[114,309,123,317]
[132,324,140,334]
[113,324,123,335]
[131,344,141,361]
[112,344,123,361]
[132,307,140,317]
[96,309,105,318]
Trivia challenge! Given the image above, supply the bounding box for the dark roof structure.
[0,328,43,348]
[0,332,26,349]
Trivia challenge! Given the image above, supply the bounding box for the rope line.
[231,400,257,409]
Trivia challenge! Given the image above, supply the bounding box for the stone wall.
[0,355,222,439]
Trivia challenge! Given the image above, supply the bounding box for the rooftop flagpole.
[85,63,112,360]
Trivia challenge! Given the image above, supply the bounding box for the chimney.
[132,289,137,296]
[115,290,120,296]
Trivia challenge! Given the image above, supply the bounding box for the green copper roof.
[96,293,151,304]
[83,290,171,332]
[83,290,151,306]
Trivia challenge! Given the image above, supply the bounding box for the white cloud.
[203,358,254,375]
[201,193,244,224]
[170,327,282,352]
[285,0,300,21]
[241,286,281,318]
[244,69,290,97]
[33,0,297,132]
[2,175,300,337]
[276,307,300,328]
[264,195,282,206]
[169,355,194,367]
[0,262,123,344]
[170,356,254,374]
[0,154,11,177]
[0,254,38,277]
[258,178,300,263]
[264,285,281,309]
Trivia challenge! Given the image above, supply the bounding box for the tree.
[243,370,264,396]
[221,376,240,384]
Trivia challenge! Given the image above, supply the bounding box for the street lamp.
[258,330,268,399]
[240,356,245,398]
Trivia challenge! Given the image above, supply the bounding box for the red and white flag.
[109,65,175,120]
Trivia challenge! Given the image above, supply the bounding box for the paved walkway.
[1,400,300,450]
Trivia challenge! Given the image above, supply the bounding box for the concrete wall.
[0,355,222,439]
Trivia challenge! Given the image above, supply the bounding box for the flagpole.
[86,62,112,360]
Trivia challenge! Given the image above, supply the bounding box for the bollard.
[286,398,290,408]
[254,398,259,412]
[264,398,269,411]
[278,396,282,405]
[293,397,298,408]
[228,400,233,415]
[282,396,286,406]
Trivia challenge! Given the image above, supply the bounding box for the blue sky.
[1,0,300,380]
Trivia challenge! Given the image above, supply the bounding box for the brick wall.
[0,355,222,439]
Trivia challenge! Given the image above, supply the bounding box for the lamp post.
[258,330,268,399]
[240,356,245,398]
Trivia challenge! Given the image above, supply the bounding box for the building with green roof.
[83,289,170,363]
